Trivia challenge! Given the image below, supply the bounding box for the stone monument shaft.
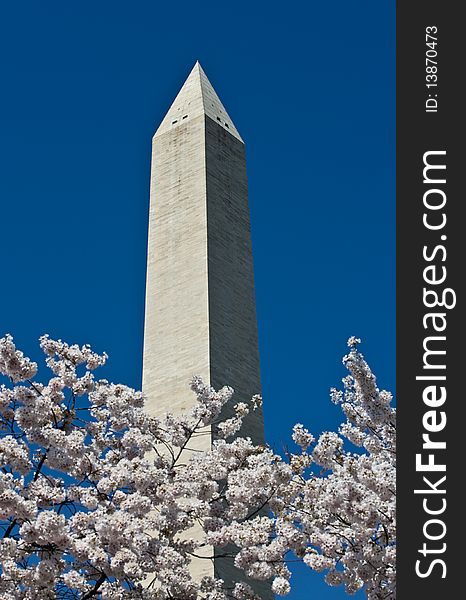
[142,62,268,593]
[143,62,264,445]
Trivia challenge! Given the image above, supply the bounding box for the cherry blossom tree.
[0,334,395,599]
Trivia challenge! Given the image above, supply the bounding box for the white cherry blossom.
[0,334,395,599]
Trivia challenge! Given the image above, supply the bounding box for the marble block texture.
[142,62,271,598]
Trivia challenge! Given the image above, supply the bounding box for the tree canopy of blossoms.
[0,334,395,599]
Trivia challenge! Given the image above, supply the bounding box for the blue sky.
[0,2,394,598]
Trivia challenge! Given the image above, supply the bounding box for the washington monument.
[142,62,270,596]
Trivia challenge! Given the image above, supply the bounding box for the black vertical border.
[397,4,462,597]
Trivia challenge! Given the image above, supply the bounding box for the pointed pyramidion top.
[154,62,243,142]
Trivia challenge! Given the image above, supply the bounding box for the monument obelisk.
[143,62,270,596]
